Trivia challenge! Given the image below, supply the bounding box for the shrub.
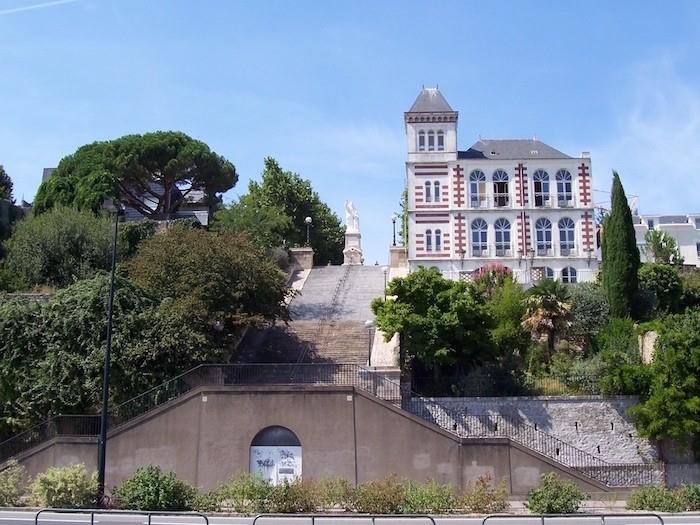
[569,282,610,352]
[400,479,456,514]
[118,219,157,258]
[0,268,24,293]
[525,473,587,514]
[639,263,683,314]
[317,476,353,511]
[267,479,319,513]
[0,460,25,507]
[29,464,97,508]
[680,484,700,511]
[112,465,197,511]
[213,473,272,514]
[461,474,509,514]
[352,475,405,514]
[626,486,685,512]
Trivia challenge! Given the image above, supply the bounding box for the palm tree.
[522,279,573,357]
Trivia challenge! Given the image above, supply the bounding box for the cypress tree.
[601,172,640,317]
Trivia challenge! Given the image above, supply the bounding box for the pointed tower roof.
[405,86,458,123]
[408,87,454,113]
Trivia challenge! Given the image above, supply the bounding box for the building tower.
[404,86,598,284]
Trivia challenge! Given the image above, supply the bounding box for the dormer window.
[418,131,426,151]
[437,131,444,151]
[428,131,435,151]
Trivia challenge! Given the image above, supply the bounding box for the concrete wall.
[14,386,611,495]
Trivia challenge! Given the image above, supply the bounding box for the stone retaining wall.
[421,396,659,464]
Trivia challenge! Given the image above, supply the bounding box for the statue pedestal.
[343,231,363,265]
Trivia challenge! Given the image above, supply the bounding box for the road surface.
[1,510,700,525]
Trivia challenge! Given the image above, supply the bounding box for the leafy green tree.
[568,282,610,352]
[215,158,344,264]
[213,193,292,250]
[2,206,112,288]
[483,274,529,361]
[127,225,291,338]
[371,267,493,382]
[521,279,573,357]
[638,263,683,314]
[643,229,684,265]
[630,310,700,443]
[601,172,640,318]
[34,131,237,218]
[0,274,222,439]
[0,165,13,201]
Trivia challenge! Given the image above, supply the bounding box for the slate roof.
[408,87,454,113]
[459,139,572,160]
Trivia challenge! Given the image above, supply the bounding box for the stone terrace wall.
[422,396,659,464]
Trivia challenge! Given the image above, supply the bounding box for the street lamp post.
[97,198,122,504]
[391,214,398,247]
[381,266,389,301]
[364,320,374,366]
[304,216,312,246]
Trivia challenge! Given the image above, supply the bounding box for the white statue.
[345,200,360,232]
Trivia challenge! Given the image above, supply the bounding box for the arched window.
[556,170,573,206]
[433,181,441,202]
[493,170,509,207]
[562,266,577,284]
[545,267,555,280]
[424,181,432,202]
[437,131,445,151]
[417,131,426,152]
[533,169,550,207]
[535,218,552,255]
[471,218,488,256]
[435,229,442,251]
[428,130,435,151]
[469,170,486,208]
[425,229,433,251]
[558,217,576,255]
[494,218,511,256]
[250,426,302,485]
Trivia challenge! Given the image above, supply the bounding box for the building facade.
[405,87,598,283]
[634,213,700,267]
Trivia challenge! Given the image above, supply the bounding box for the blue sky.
[2,0,700,263]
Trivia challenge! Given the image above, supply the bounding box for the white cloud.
[0,0,79,16]
[592,57,700,214]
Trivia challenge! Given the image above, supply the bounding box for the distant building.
[633,213,700,267]
[404,87,598,284]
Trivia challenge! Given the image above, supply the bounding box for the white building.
[405,87,598,284]
[634,214,700,267]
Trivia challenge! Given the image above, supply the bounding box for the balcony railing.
[536,246,552,256]
[472,246,489,257]
[560,245,576,256]
[493,193,510,207]
[558,197,574,207]
[470,196,488,208]
[534,194,551,207]
[495,247,511,257]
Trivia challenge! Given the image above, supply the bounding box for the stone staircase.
[237,265,386,364]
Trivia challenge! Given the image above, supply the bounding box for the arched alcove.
[249,426,302,485]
